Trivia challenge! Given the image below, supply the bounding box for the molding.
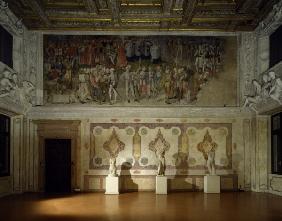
[35,30,239,36]
[269,174,282,194]
[35,120,81,191]
[0,98,26,115]
[27,106,254,119]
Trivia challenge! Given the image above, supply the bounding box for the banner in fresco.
[43,35,237,106]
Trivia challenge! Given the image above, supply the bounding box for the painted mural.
[43,35,237,106]
[89,123,232,175]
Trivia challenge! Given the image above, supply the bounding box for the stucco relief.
[239,33,257,105]
[0,62,35,112]
[243,68,282,112]
[256,1,282,36]
[0,0,24,36]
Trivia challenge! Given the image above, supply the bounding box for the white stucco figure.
[157,150,165,176]
[0,70,17,97]
[207,149,216,175]
[268,71,282,104]
[0,67,35,112]
[261,74,271,101]
[109,158,117,177]
[18,81,35,110]
[0,0,8,9]
[243,79,262,112]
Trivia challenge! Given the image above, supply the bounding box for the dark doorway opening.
[45,139,71,193]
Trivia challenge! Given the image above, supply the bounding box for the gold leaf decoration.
[103,128,125,158]
[149,129,170,155]
[197,130,217,160]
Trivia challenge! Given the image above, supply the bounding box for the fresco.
[89,122,232,173]
[43,35,237,105]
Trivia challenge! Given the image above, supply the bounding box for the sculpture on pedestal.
[157,149,165,176]
[109,157,117,177]
[207,149,216,175]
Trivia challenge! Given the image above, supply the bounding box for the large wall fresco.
[43,35,237,106]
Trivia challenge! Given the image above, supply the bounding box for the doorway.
[45,139,71,193]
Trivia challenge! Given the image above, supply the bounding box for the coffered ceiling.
[5,0,279,31]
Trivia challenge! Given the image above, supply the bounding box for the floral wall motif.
[89,122,232,173]
[43,35,237,106]
[103,128,125,158]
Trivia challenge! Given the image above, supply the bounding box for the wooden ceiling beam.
[192,14,254,22]
[83,0,98,14]
[236,0,258,13]
[163,0,174,15]
[28,0,51,27]
[182,0,198,24]
[109,0,121,25]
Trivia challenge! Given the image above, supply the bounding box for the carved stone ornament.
[103,128,125,158]
[257,1,282,36]
[243,70,282,112]
[0,0,8,9]
[0,63,35,113]
[0,0,24,35]
[197,130,218,161]
[149,129,170,155]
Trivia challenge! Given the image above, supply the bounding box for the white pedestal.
[105,176,119,194]
[204,175,220,193]
[156,176,167,194]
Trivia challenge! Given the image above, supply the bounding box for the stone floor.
[0,192,281,221]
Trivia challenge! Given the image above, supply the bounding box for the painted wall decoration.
[89,123,232,175]
[43,35,237,106]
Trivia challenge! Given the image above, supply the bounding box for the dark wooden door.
[45,139,71,193]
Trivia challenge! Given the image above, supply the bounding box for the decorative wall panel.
[89,122,232,175]
[43,35,237,106]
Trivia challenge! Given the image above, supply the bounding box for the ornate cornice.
[256,0,282,36]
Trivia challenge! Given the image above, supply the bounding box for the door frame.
[35,120,81,192]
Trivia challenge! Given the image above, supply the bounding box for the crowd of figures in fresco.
[43,35,224,105]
